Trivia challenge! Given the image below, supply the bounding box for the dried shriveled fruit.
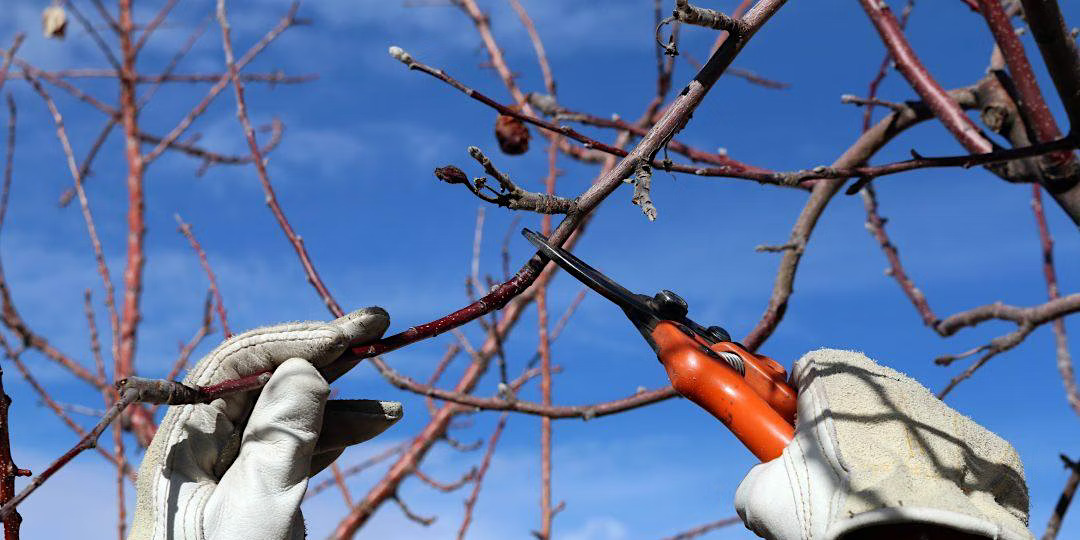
[495,114,530,155]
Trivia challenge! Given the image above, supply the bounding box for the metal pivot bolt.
[653,290,688,320]
[707,325,731,343]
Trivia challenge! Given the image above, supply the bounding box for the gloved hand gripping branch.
[129,307,401,540]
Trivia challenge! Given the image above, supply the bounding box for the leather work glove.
[129,307,402,540]
[735,349,1032,540]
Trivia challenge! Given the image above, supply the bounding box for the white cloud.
[562,515,630,540]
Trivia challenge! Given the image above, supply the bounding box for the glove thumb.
[735,455,801,540]
[309,399,403,476]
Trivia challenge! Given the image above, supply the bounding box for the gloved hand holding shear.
[526,229,1034,540]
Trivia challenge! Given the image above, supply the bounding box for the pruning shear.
[523,229,796,461]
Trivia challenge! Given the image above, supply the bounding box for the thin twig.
[456,413,508,540]
[1043,454,1080,540]
[413,467,474,493]
[0,34,24,97]
[0,341,126,473]
[174,215,231,338]
[18,70,110,388]
[0,388,139,521]
[390,493,434,526]
[305,443,406,500]
[145,3,300,163]
[216,0,343,318]
[1032,186,1078,415]
[659,517,741,540]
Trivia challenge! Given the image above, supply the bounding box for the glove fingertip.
[333,307,390,345]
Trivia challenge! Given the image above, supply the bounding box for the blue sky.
[1,0,1079,538]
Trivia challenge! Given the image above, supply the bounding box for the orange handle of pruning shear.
[520,228,796,461]
[651,322,795,462]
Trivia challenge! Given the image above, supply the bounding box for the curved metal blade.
[522,229,656,320]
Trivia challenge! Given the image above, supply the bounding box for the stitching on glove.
[156,397,209,536]
[782,444,810,540]
[193,481,213,540]
[192,326,340,386]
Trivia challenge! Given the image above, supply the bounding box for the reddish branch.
[1019,0,1080,132]
[175,215,231,338]
[59,120,287,208]
[453,0,526,106]
[0,388,140,522]
[391,50,776,185]
[456,413,508,540]
[25,68,124,371]
[216,0,343,318]
[112,414,127,540]
[660,516,741,540]
[116,0,148,388]
[861,0,1080,223]
[936,294,1080,398]
[745,86,976,350]
[861,186,937,326]
[0,368,30,540]
[305,443,406,500]
[144,3,301,163]
[508,0,554,95]
[979,0,1064,145]
[372,359,678,419]
[0,34,23,96]
[1033,186,1078,415]
[979,0,1080,220]
[0,94,13,238]
[84,291,107,390]
[413,467,474,493]
[62,0,121,72]
[7,73,107,388]
[0,343,129,475]
[5,70,314,84]
[536,138,558,539]
[132,0,178,53]
[861,0,913,132]
[859,0,992,154]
